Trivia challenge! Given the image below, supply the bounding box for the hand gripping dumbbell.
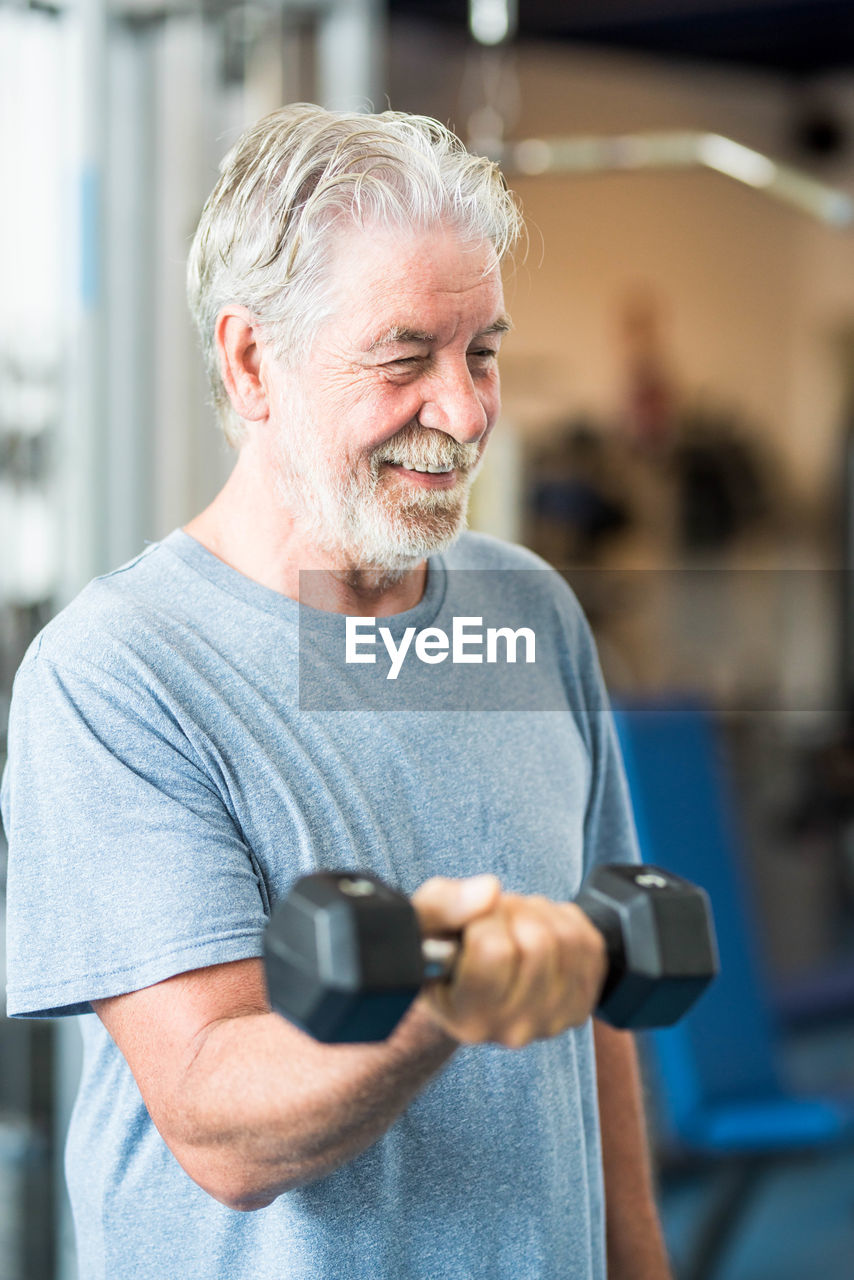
[263,864,719,1043]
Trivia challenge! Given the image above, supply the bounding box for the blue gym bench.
[612,702,854,1280]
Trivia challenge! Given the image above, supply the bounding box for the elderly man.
[3,106,669,1278]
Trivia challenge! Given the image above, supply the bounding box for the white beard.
[272,389,483,573]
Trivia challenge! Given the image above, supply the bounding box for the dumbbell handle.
[389,868,681,987]
[421,937,460,982]
[417,906,607,984]
[396,879,652,992]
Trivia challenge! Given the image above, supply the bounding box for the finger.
[496,896,564,1046]
[495,898,607,1047]
[428,904,520,1039]
[545,903,608,1037]
[412,874,502,937]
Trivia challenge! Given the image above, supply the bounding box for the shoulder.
[6,538,220,796]
[20,536,192,683]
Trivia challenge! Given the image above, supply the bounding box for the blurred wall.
[388,26,854,508]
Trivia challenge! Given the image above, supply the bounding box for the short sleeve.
[2,648,268,1018]
[557,587,641,877]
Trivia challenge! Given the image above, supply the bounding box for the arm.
[594,1021,672,1280]
[95,876,607,1211]
[95,957,457,1211]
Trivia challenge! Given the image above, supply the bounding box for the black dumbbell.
[263,864,718,1043]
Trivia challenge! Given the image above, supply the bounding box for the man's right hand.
[412,876,608,1049]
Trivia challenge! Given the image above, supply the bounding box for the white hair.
[186,103,523,445]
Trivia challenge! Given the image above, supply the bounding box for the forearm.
[167,1000,457,1209]
[594,1021,672,1280]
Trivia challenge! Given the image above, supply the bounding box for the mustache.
[372,423,481,472]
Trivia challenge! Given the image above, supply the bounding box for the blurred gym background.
[3,1,854,1276]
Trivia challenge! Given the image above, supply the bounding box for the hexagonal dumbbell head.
[575,864,718,1029]
[263,871,425,1043]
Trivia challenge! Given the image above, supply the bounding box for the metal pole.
[105,16,157,565]
[60,0,110,600]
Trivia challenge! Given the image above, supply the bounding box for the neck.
[184,443,428,616]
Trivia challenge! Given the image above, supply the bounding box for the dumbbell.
[263,864,718,1043]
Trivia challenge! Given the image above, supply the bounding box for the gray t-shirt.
[2,529,639,1280]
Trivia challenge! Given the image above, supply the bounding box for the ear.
[215,305,271,424]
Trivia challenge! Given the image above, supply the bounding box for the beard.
[272,394,483,575]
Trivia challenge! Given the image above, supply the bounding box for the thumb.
[412,874,502,936]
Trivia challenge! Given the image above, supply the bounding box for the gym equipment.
[263,863,718,1043]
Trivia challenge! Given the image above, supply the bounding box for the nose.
[416,360,491,444]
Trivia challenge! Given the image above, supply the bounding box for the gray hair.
[186,103,523,445]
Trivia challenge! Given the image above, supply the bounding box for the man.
[2,105,670,1278]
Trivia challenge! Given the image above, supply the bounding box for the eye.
[382,355,426,371]
[468,348,499,363]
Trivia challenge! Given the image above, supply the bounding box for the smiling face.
[268,221,510,573]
